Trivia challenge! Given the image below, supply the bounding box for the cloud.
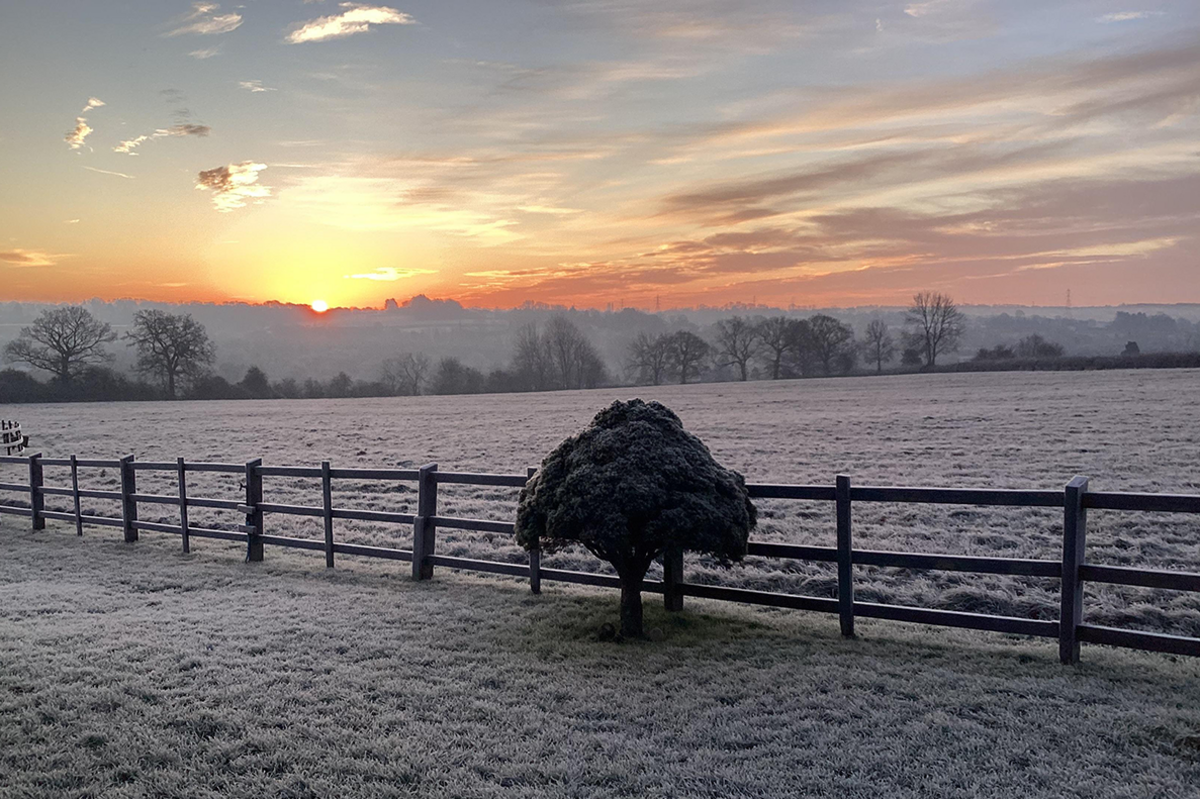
[344,267,435,281]
[82,97,105,113]
[1097,12,1156,23]
[195,162,271,211]
[64,219,80,224]
[189,47,221,59]
[64,118,92,150]
[518,205,583,215]
[167,2,242,36]
[286,3,415,44]
[114,124,211,155]
[0,249,65,267]
[238,80,277,93]
[82,166,135,179]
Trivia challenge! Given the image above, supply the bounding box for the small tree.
[713,316,760,381]
[124,309,215,399]
[516,400,756,638]
[805,314,856,375]
[626,332,672,386]
[754,317,791,379]
[863,319,895,374]
[4,305,116,384]
[904,291,964,368]
[666,330,710,384]
[239,366,273,398]
[1016,334,1064,359]
[381,352,431,396]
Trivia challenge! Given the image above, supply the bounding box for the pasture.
[5,369,1200,636]
[2,530,1200,798]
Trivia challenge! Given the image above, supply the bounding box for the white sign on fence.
[1,422,28,456]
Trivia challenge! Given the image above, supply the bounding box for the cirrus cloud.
[114,124,211,155]
[167,2,242,36]
[195,162,271,211]
[0,249,67,268]
[286,4,415,44]
[344,267,436,281]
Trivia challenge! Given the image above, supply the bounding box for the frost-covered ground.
[2,532,1199,799]
[3,369,1200,636]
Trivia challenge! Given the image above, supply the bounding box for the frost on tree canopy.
[516,399,756,636]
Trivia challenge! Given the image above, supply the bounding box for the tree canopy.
[516,399,756,637]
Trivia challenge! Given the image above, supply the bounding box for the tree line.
[2,291,1190,403]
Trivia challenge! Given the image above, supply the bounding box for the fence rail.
[2,452,1199,664]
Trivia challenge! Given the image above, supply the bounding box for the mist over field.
[3,297,1199,385]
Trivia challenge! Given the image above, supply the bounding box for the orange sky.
[2,1,1199,310]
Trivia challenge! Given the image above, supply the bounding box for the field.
[4,370,1200,796]
[4,369,1199,636]
[2,531,1200,798]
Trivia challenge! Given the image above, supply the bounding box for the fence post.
[119,455,137,542]
[177,457,190,554]
[322,461,334,568]
[527,466,540,594]
[412,462,437,580]
[244,459,263,562]
[663,545,684,612]
[1060,475,1089,665]
[70,455,82,536]
[28,453,44,531]
[836,474,854,638]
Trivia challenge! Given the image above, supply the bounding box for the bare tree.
[862,319,896,374]
[666,330,710,384]
[626,332,672,386]
[512,322,553,391]
[805,314,856,375]
[514,317,608,391]
[755,317,792,379]
[713,316,760,381]
[380,352,431,396]
[124,309,215,398]
[3,305,116,384]
[905,291,965,368]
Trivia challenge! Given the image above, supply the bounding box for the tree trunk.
[619,574,645,638]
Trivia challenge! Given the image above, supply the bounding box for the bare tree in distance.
[3,305,116,384]
[626,331,672,386]
[512,322,554,391]
[805,314,856,375]
[380,352,431,396]
[713,316,760,381]
[667,330,710,384]
[512,316,608,391]
[863,319,896,374]
[754,317,792,379]
[1015,334,1065,359]
[905,292,965,368]
[124,309,215,399]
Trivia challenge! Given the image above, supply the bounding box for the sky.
[1,1,1198,310]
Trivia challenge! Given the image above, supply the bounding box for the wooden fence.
[2,452,1199,664]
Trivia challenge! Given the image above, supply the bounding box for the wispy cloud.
[167,2,242,36]
[82,166,135,179]
[195,162,271,211]
[64,118,93,150]
[82,97,105,113]
[286,4,415,44]
[1097,11,1157,23]
[114,124,210,155]
[238,80,277,93]
[0,249,67,267]
[189,47,221,59]
[344,267,435,281]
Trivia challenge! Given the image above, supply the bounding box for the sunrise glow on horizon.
[2,2,1199,311]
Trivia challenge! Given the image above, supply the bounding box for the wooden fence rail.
[2,453,1199,663]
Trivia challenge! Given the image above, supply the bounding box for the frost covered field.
[5,368,1200,636]
[4,370,1200,797]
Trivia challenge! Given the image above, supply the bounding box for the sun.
[311,299,329,313]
